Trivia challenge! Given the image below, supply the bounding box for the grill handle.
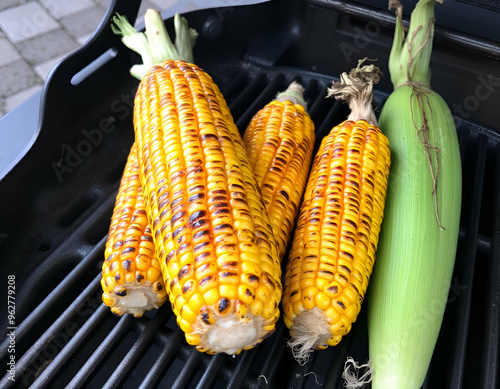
[37,0,142,131]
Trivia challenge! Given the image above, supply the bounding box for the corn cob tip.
[275,81,307,109]
[287,307,331,365]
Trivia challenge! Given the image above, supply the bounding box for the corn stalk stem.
[111,11,198,80]
[275,81,308,110]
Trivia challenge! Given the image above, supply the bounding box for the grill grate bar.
[477,234,492,253]
[171,349,203,389]
[233,73,286,130]
[313,100,349,152]
[254,321,288,387]
[306,79,334,124]
[226,346,260,389]
[446,132,488,387]
[320,321,358,388]
[220,71,249,104]
[0,235,106,357]
[66,314,136,388]
[138,330,186,389]
[227,72,268,122]
[194,353,226,389]
[29,300,108,389]
[102,307,173,389]
[0,274,103,388]
[288,353,318,389]
[479,143,500,389]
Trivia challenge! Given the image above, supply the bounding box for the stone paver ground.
[0,0,174,119]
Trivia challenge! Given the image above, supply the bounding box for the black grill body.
[0,0,499,388]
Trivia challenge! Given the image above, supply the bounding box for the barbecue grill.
[0,0,499,387]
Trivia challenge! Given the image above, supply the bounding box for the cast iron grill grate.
[0,1,499,388]
[0,66,499,389]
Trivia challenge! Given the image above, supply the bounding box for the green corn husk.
[366,0,462,388]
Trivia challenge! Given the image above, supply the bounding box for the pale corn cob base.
[191,310,274,355]
[102,282,164,317]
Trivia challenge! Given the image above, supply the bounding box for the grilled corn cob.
[114,10,282,355]
[243,82,315,260]
[282,63,390,364]
[102,143,167,317]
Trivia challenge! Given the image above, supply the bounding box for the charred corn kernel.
[101,144,167,317]
[238,285,254,305]
[243,82,315,261]
[283,63,390,364]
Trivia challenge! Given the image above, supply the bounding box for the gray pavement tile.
[59,6,107,40]
[0,59,39,98]
[16,28,79,64]
[0,37,21,66]
[0,1,29,12]
[95,0,112,11]
[0,2,59,43]
[40,0,95,19]
[93,0,154,27]
[3,84,42,113]
[34,51,72,79]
